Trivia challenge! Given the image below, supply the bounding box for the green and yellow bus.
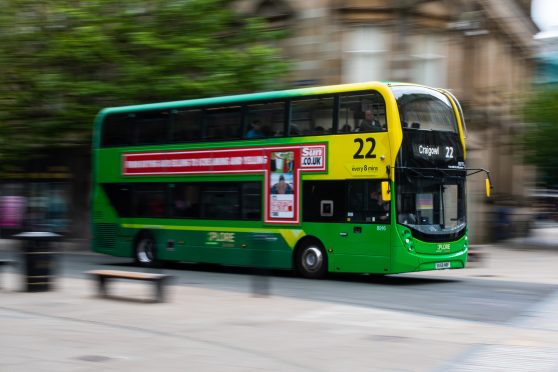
[91,82,490,278]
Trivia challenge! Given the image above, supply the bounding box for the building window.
[343,27,388,83]
[410,34,447,87]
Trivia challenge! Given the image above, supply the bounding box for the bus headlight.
[402,230,413,251]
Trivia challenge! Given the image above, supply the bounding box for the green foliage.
[522,86,558,186]
[0,0,289,166]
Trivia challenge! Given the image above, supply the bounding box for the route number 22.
[353,138,376,159]
[445,146,454,159]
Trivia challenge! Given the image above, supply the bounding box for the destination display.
[401,131,464,169]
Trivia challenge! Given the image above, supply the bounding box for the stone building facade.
[237,0,539,242]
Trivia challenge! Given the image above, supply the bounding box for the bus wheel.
[135,232,158,267]
[296,241,327,279]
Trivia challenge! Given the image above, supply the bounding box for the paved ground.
[1,228,558,371]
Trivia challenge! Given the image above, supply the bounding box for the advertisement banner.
[269,151,295,219]
[123,143,327,224]
[123,148,268,175]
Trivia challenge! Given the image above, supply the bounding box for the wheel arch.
[133,229,159,266]
[133,229,156,248]
[292,235,328,271]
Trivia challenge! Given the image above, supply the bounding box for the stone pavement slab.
[1,260,558,372]
[1,243,558,371]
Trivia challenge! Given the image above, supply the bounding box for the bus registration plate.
[435,262,451,270]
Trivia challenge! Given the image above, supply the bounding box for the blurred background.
[0,0,556,245]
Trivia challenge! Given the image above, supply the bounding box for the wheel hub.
[137,239,154,263]
[301,247,323,273]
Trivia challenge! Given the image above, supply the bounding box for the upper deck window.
[101,113,134,147]
[391,86,458,133]
[245,102,285,138]
[172,109,203,143]
[339,91,386,133]
[290,97,334,136]
[205,106,242,140]
[136,111,170,145]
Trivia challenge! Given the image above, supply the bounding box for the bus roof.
[97,81,399,116]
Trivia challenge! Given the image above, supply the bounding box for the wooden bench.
[86,269,172,303]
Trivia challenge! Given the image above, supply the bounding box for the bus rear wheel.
[296,241,327,279]
[135,232,158,267]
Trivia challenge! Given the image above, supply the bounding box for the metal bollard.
[14,232,60,292]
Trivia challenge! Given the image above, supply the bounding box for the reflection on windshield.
[397,174,466,237]
[391,86,458,133]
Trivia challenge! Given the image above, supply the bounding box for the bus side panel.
[328,255,389,274]
[302,222,390,274]
[125,225,294,269]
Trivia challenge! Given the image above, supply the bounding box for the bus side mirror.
[485,178,491,197]
[381,181,391,202]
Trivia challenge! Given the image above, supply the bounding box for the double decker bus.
[91,82,490,278]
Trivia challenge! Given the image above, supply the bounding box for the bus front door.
[326,222,390,274]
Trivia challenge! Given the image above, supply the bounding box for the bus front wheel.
[296,241,327,279]
[134,232,158,267]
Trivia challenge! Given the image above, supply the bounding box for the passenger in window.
[340,124,352,133]
[313,126,325,135]
[246,120,264,138]
[271,175,293,194]
[358,110,382,132]
[368,188,389,221]
[289,124,301,136]
[261,124,274,137]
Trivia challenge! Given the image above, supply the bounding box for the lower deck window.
[103,181,261,221]
[303,179,390,223]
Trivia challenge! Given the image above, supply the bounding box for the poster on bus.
[269,151,295,219]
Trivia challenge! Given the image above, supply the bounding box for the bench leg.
[155,280,165,303]
[98,276,108,297]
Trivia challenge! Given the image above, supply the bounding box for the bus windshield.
[397,172,466,240]
[391,86,458,133]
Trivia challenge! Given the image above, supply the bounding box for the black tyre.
[295,241,327,279]
[134,232,158,267]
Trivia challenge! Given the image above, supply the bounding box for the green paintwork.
[92,181,469,274]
